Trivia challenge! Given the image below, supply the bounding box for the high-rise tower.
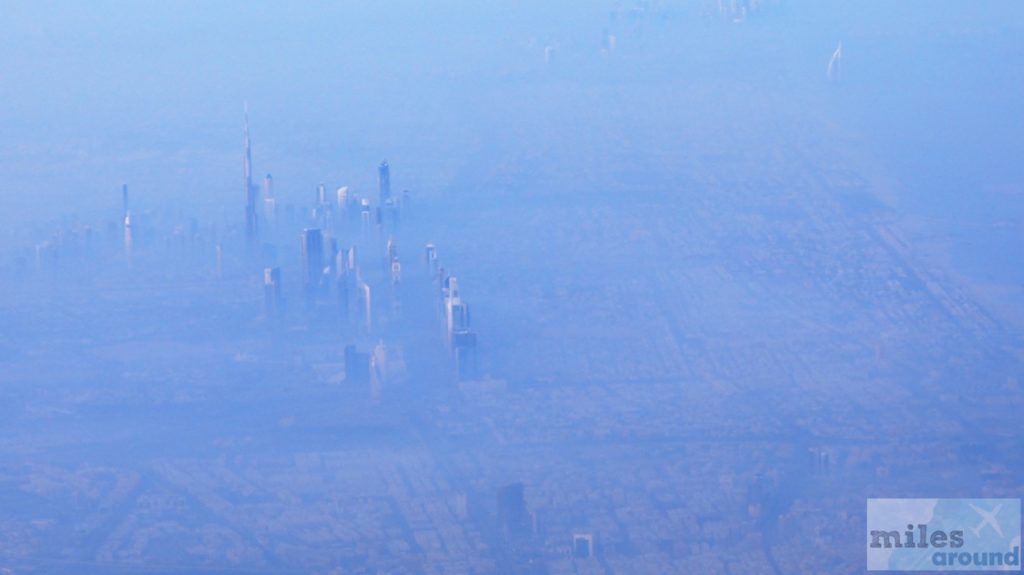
[262,174,276,230]
[498,483,529,538]
[300,228,324,307]
[243,107,258,244]
[263,267,283,318]
[378,160,391,206]
[123,211,133,262]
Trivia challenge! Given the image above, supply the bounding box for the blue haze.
[0,1,1022,573]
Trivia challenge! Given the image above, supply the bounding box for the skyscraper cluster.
[15,110,483,393]
[235,111,483,384]
[237,112,477,386]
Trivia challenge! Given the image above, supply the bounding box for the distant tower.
[325,236,339,275]
[346,245,358,272]
[336,186,349,211]
[123,211,133,261]
[300,228,324,306]
[359,279,372,332]
[453,331,477,381]
[444,276,477,380]
[385,238,397,271]
[34,241,52,272]
[360,198,371,233]
[390,258,401,286]
[388,240,402,315]
[243,106,258,244]
[344,344,370,385]
[425,243,438,273]
[378,161,391,205]
[263,267,283,318]
[370,340,387,403]
[573,533,594,558]
[372,340,388,385]
[445,277,470,342]
[262,174,276,230]
[497,483,529,538]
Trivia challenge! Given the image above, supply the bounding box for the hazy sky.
[2,1,1022,290]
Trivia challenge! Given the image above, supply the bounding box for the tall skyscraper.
[326,236,339,276]
[300,228,324,306]
[498,483,529,538]
[344,344,370,385]
[263,267,283,318]
[453,331,477,381]
[425,244,438,273]
[262,174,276,230]
[378,160,391,205]
[390,259,401,286]
[262,174,273,200]
[123,211,133,261]
[243,107,258,244]
[372,340,388,385]
[385,238,397,273]
[360,199,372,235]
[445,277,470,342]
[444,275,478,380]
[346,245,358,272]
[359,280,373,332]
[336,186,349,211]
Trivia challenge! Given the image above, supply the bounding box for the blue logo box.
[868,498,1021,571]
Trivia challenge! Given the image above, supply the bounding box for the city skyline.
[1,2,1022,573]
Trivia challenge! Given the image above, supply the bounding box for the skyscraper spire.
[244,104,258,244]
